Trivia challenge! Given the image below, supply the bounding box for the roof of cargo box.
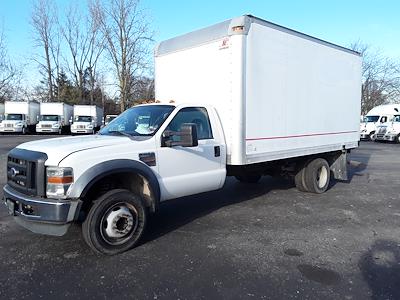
[155,15,360,57]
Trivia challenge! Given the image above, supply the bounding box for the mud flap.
[330,152,348,181]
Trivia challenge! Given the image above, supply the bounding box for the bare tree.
[0,26,19,101]
[91,0,153,111]
[351,41,400,115]
[31,0,58,101]
[62,2,104,104]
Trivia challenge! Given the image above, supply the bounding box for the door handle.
[214,146,220,157]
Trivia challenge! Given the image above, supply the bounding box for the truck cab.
[4,104,226,254]
[375,114,400,143]
[0,113,28,134]
[71,115,96,134]
[360,115,389,141]
[36,115,63,134]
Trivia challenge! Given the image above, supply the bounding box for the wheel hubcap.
[100,203,138,245]
[316,166,328,189]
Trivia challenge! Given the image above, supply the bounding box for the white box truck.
[71,105,103,134]
[3,15,361,255]
[0,101,40,134]
[0,103,4,122]
[36,102,73,134]
[360,104,400,141]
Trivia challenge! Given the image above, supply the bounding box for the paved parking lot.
[0,135,399,299]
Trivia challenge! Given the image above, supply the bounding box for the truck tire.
[396,134,400,144]
[294,162,309,192]
[304,158,330,194]
[82,189,147,255]
[235,175,261,183]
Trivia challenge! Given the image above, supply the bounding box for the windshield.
[364,115,380,123]
[5,114,23,121]
[40,115,59,122]
[75,116,92,122]
[99,105,174,137]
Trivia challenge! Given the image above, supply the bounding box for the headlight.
[46,167,74,199]
[52,123,60,128]
[87,125,94,129]
[15,123,23,127]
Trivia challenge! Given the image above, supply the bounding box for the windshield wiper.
[107,130,132,138]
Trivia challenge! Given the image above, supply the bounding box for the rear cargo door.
[156,107,225,200]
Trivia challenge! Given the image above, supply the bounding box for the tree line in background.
[0,0,155,114]
[0,2,399,115]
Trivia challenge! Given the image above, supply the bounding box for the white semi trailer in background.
[0,101,39,134]
[0,103,4,122]
[360,104,400,141]
[4,15,361,254]
[71,105,104,134]
[36,102,73,134]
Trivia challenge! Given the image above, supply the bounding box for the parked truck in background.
[0,101,39,134]
[375,113,400,143]
[104,114,118,126]
[360,104,400,141]
[70,105,103,134]
[0,103,4,122]
[36,102,73,135]
[3,15,361,255]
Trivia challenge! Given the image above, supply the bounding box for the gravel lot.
[0,135,399,299]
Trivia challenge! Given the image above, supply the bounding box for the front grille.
[7,149,47,197]
[77,125,86,129]
[42,124,52,128]
[5,123,13,128]
[376,134,385,139]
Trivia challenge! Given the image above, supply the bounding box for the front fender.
[68,159,160,210]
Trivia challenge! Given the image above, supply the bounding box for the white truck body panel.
[155,15,362,165]
[37,102,73,133]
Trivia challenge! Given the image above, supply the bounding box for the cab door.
[156,106,226,200]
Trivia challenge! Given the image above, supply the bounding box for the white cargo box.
[5,101,40,126]
[40,102,73,121]
[73,105,104,127]
[155,15,362,165]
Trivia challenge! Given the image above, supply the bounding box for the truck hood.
[16,135,132,165]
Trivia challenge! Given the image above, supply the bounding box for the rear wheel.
[235,175,261,183]
[82,189,147,255]
[294,162,309,192]
[304,158,330,194]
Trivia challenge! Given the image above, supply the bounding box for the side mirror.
[36,115,39,122]
[163,123,198,147]
[69,117,73,124]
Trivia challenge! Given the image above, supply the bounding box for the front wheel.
[22,127,26,135]
[82,189,147,255]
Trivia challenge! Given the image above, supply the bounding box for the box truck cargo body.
[4,16,362,254]
[0,101,39,134]
[36,102,73,134]
[155,15,362,166]
[71,105,103,134]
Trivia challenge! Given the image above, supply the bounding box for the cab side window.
[166,107,213,140]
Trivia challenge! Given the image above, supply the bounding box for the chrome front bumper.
[36,128,59,133]
[3,184,82,236]
[71,128,94,134]
[0,127,23,133]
